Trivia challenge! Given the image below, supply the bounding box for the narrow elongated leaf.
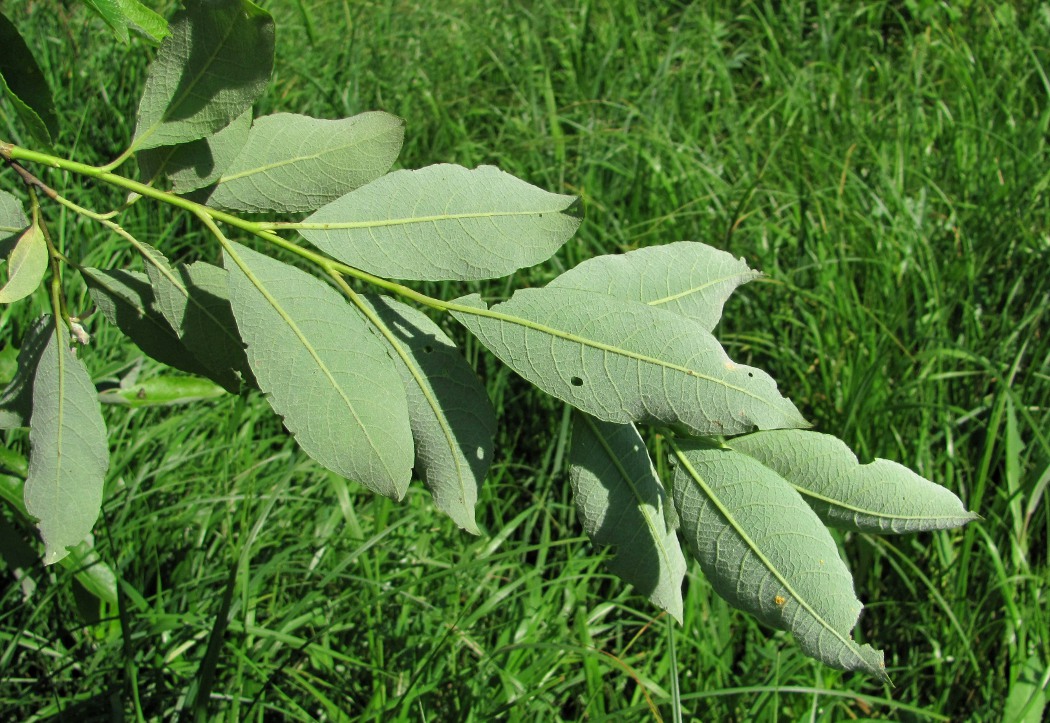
[206,112,406,213]
[83,0,169,44]
[99,375,226,407]
[672,442,887,679]
[0,221,47,303]
[728,429,978,533]
[359,294,495,532]
[0,12,59,147]
[0,316,52,428]
[82,267,213,377]
[451,288,806,435]
[132,0,274,151]
[144,251,252,392]
[25,323,110,565]
[299,164,581,281]
[547,241,762,331]
[138,110,251,193]
[0,190,28,244]
[224,242,413,498]
[570,414,685,621]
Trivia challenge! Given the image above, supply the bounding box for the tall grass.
[1,0,1047,719]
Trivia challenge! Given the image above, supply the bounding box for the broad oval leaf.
[570,414,686,622]
[206,112,406,213]
[0,12,59,147]
[131,0,274,151]
[299,164,581,281]
[0,316,52,429]
[25,322,110,565]
[358,294,495,533]
[224,242,413,499]
[671,441,887,679]
[82,267,213,378]
[450,288,806,435]
[143,250,253,392]
[0,189,28,244]
[548,241,762,331]
[138,110,251,194]
[0,221,47,303]
[728,429,978,533]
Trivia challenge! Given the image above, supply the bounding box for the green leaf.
[223,242,413,499]
[99,375,226,407]
[0,316,52,429]
[82,0,168,43]
[142,249,252,392]
[0,12,59,147]
[0,221,48,304]
[1003,654,1047,723]
[547,241,762,332]
[728,429,979,533]
[570,414,686,621]
[82,267,213,378]
[298,164,581,281]
[138,109,251,194]
[358,294,495,533]
[206,112,406,213]
[24,322,110,565]
[0,190,29,244]
[671,441,887,679]
[131,0,274,151]
[451,288,807,435]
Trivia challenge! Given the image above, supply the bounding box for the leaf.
[0,316,52,429]
[82,267,213,378]
[1003,654,1047,723]
[82,0,168,44]
[570,414,686,621]
[138,109,251,194]
[143,249,252,392]
[451,288,807,435]
[357,294,495,533]
[0,190,28,244]
[0,12,59,147]
[547,241,762,332]
[131,0,274,151]
[24,322,110,565]
[99,375,226,407]
[298,164,581,281]
[728,430,979,533]
[0,221,48,304]
[671,441,887,679]
[223,242,413,498]
[206,112,406,213]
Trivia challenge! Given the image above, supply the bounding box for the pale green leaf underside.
[207,112,405,213]
[0,222,48,303]
[672,443,887,679]
[82,267,213,378]
[25,323,110,565]
[0,190,28,243]
[299,164,581,281]
[451,288,807,435]
[144,250,252,392]
[0,316,52,429]
[548,241,762,332]
[132,0,274,151]
[728,429,978,533]
[138,110,251,194]
[570,414,685,622]
[223,242,413,498]
[359,294,495,533]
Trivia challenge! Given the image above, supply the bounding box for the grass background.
[1,0,1048,720]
